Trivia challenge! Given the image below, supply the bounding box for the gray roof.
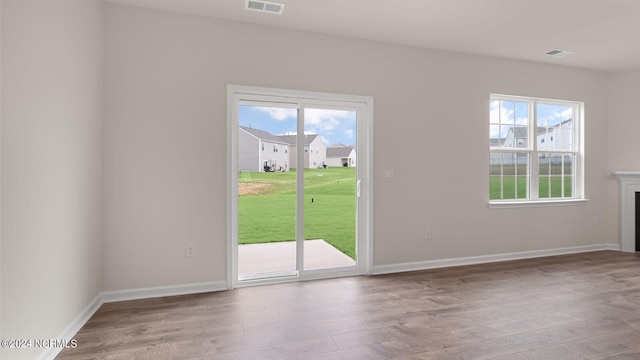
[276,134,319,146]
[239,126,289,145]
[512,127,529,138]
[506,127,543,137]
[327,146,355,158]
[495,119,574,143]
[539,118,573,134]
[512,120,572,137]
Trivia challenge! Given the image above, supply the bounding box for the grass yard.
[490,175,573,200]
[238,167,356,259]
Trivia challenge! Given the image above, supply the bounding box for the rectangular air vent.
[545,49,574,58]
[245,0,284,14]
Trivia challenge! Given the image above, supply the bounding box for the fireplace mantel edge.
[614,172,640,182]
[614,171,640,252]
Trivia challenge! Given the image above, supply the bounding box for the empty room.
[2,0,640,359]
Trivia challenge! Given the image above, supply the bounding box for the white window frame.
[227,84,374,288]
[489,94,586,208]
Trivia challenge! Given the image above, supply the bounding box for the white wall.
[103,3,610,291]
[0,1,103,359]
[0,1,624,357]
[606,71,640,251]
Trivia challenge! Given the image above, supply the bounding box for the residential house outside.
[537,118,574,170]
[503,126,529,148]
[490,127,528,166]
[239,126,290,172]
[490,120,573,166]
[326,144,356,167]
[277,134,327,169]
[537,119,573,150]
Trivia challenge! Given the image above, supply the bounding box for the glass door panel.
[302,108,357,271]
[230,86,370,286]
[237,103,298,279]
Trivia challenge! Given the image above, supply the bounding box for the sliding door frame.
[226,85,374,289]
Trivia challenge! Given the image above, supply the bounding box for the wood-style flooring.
[56,251,640,359]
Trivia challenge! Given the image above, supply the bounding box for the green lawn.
[490,175,573,200]
[238,167,356,259]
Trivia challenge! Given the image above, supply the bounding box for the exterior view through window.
[489,95,583,202]
[237,104,358,278]
[228,85,372,287]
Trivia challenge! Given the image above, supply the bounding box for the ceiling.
[107,0,640,72]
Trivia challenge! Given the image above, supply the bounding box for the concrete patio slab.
[238,239,355,275]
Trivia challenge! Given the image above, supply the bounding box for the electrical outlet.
[186,244,195,257]
[425,229,432,240]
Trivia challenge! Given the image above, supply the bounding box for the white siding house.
[238,126,290,172]
[277,134,327,169]
[503,127,528,148]
[326,144,356,167]
[491,127,528,166]
[490,120,573,166]
[537,119,573,150]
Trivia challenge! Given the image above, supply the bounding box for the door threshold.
[236,268,365,288]
[238,270,298,282]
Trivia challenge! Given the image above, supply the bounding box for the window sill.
[488,198,589,209]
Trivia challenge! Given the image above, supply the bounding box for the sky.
[239,105,357,147]
[489,100,574,139]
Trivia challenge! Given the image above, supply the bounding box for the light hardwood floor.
[56,251,640,359]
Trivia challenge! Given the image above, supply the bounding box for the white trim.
[101,281,228,303]
[614,171,640,252]
[36,242,618,359]
[296,105,305,272]
[372,244,619,275]
[37,281,228,359]
[236,268,366,288]
[227,85,374,288]
[614,171,640,180]
[489,94,584,202]
[229,85,373,105]
[37,294,103,360]
[488,198,589,208]
[226,88,237,288]
[363,99,375,275]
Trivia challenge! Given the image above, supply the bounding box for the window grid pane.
[490,100,530,150]
[489,152,529,200]
[490,95,581,202]
[538,153,574,199]
[537,103,574,151]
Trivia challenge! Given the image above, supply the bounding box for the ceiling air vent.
[245,0,284,15]
[544,49,574,58]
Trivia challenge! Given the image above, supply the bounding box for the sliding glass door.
[228,86,371,286]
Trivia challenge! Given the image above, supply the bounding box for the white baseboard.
[37,244,622,359]
[372,244,621,275]
[37,280,227,359]
[38,294,103,360]
[602,243,622,251]
[101,281,228,303]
